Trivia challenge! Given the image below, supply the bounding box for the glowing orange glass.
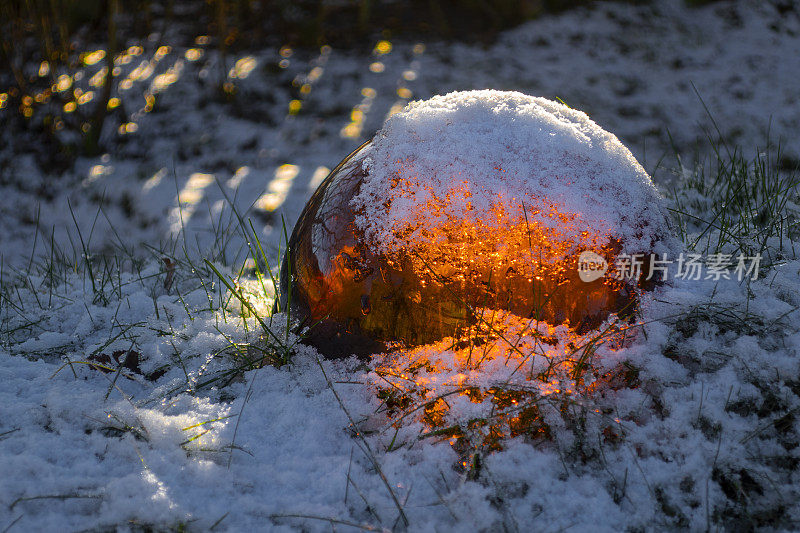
[279,141,652,358]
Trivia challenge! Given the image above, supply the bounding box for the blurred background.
[1,0,798,267]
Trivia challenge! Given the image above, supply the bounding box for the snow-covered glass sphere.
[279,91,677,358]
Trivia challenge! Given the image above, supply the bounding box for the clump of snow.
[352,90,679,258]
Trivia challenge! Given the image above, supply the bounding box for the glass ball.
[279,92,675,358]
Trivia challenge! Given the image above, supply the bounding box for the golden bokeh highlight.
[81,49,106,66]
[374,40,392,55]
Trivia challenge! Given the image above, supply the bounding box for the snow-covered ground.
[2,1,800,531]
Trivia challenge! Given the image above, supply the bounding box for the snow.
[4,260,799,530]
[352,90,678,257]
[2,0,800,531]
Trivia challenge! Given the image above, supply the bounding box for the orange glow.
[282,145,640,357]
[369,312,635,459]
[282,134,656,455]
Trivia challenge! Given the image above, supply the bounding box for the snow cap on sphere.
[351,89,678,258]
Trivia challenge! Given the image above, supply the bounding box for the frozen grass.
[668,137,800,264]
[1,142,799,531]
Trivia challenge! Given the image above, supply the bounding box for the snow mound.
[352,90,677,257]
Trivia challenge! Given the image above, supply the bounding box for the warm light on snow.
[255,164,300,213]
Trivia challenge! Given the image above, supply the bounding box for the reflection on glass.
[280,141,651,358]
